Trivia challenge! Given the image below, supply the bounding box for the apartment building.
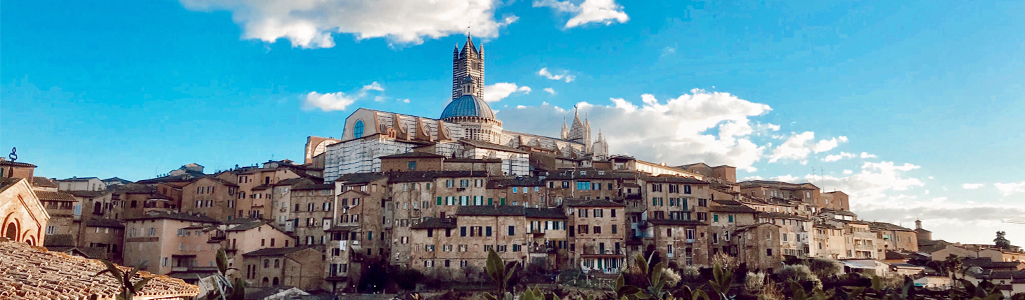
[869,221,919,253]
[733,223,783,273]
[758,212,813,258]
[708,200,759,256]
[290,182,336,245]
[241,246,324,290]
[122,211,220,274]
[567,199,627,274]
[525,207,568,269]
[180,176,240,221]
[55,177,107,192]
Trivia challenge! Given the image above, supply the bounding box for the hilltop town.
[2,36,1022,299]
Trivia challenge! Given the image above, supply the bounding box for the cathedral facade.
[319,36,609,181]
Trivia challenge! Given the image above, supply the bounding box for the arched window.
[353,120,365,138]
[262,277,269,285]
[5,222,18,240]
[272,277,279,286]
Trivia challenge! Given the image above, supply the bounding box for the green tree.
[995,231,1012,249]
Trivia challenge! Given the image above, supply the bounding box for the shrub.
[393,267,424,291]
[807,258,840,280]
[776,264,822,291]
[744,272,765,294]
[661,268,682,289]
[678,265,701,283]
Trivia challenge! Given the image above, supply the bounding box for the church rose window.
[353,120,364,138]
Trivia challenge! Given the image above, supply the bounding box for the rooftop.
[0,238,200,299]
[124,211,220,223]
[35,191,78,202]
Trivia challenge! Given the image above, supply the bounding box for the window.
[612,225,617,234]
[580,209,588,218]
[576,181,591,190]
[353,120,365,138]
[767,249,773,256]
[684,185,692,194]
[593,226,602,234]
[508,226,515,236]
[611,209,616,218]
[593,209,603,218]
[408,161,417,170]
[685,229,695,241]
[460,227,467,236]
[713,214,719,223]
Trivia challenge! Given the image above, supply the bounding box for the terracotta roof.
[57,177,100,182]
[273,177,313,187]
[43,234,76,248]
[709,205,759,214]
[525,208,567,219]
[488,176,544,188]
[868,221,913,232]
[67,190,110,198]
[758,212,810,221]
[820,208,858,217]
[0,160,36,168]
[124,211,220,223]
[386,170,489,183]
[31,177,58,188]
[565,199,625,208]
[410,217,458,229]
[334,172,389,183]
[457,206,526,216]
[647,175,707,184]
[646,219,706,226]
[0,238,200,299]
[35,191,78,202]
[291,183,334,191]
[242,246,317,257]
[87,219,125,228]
[1,177,24,192]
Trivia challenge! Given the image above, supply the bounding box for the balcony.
[529,245,557,254]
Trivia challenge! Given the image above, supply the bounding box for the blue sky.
[2,0,1023,244]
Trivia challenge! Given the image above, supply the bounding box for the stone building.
[180,176,240,221]
[566,199,627,273]
[122,211,220,274]
[289,182,336,245]
[55,177,107,192]
[733,223,783,273]
[241,246,324,290]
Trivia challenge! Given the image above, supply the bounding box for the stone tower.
[452,35,484,100]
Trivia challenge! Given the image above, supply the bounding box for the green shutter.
[488,198,493,206]
[500,198,506,205]
[437,196,442,206]
[653,198,657,206]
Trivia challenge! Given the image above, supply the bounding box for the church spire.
[561,118,569,139]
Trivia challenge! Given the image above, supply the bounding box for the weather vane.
[8,147,17,162]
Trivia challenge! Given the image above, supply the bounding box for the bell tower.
[452,35,484,100]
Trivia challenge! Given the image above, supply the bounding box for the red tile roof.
[0,238,200,299]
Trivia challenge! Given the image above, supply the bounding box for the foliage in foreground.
[93,260,153,300]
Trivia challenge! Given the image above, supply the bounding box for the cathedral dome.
[440,94,496,120]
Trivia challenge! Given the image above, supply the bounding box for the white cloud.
[823,152,856,162]
[498,89,771,172]
[962,183,985,190]
[543,87,556,95]
[302,82,384,111]
[768,132,848,163]
[995,181,1025,196]
[482,83,531,103]
[805,161,924,207]
[401,98,410,103]
[533,0,628,28]
[538,67,576,82]
[178,0,518,48]
[860,152,877,159]
[843,169,853,175]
